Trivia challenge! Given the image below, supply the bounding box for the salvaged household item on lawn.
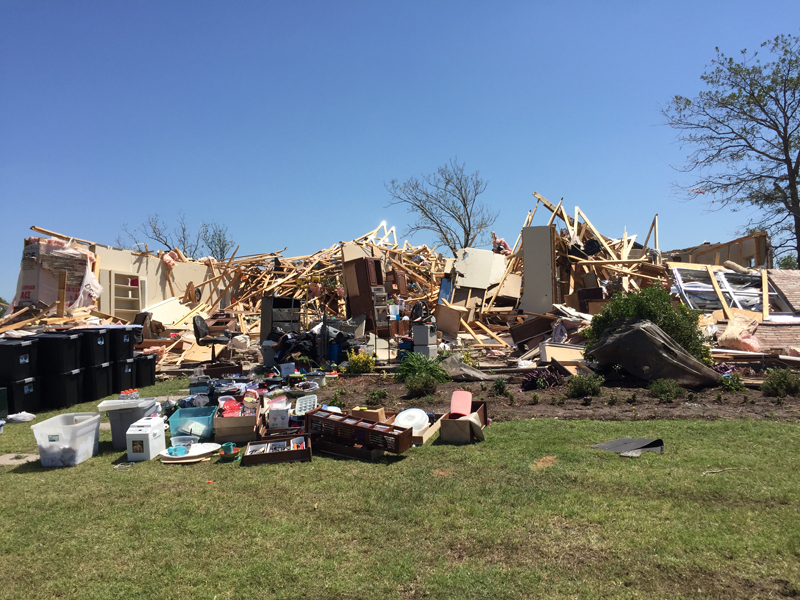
[214,401,260,444]
[0,338,38,383]
[31,412,101,468]
[159,442,221,464]
[241,435,312,466]
[40,367,84,410]
[384,409,446,445]
[34,332,82,374]
[84,362,112,402]
[440,393,487,444]
[587,318,721,386]
[168,406,216,440]
[98,397,158,450]
[4,377,40,414]
[192,315,234,362]
[306,407,413,454]
[126,416,166,461]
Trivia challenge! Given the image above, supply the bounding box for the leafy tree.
[201,223,236,261]
[776,253,798,269]
[0,296,7,319]
[386,158,498,256]
[663,34,800,265]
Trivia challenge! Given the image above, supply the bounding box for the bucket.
[328,344,340,362]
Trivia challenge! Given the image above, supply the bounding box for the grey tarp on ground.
[440,355,499,381]
[586,318,722,386]
[591,438,664,454]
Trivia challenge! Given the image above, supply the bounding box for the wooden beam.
[56,270,67,317]
[29,226,95,246]
[474,320,511,347]
[460,318,482,343]
[706,265,732,320]
[546,198,563,226]
[575,208,618,260]
[761,270,769,321]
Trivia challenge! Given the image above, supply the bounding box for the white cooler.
[126,416,166,461]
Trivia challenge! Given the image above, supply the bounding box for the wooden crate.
[383,411,445,445]
[241,434,312,466]
[305,407,413,454]
[315,439,385,462]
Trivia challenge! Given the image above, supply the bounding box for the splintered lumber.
[473,320,511,347]
[706,265,732,321]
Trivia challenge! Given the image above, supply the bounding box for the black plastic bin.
[84,362,112,402]
[34,333,83,374]
[40,368,84,410]
[6,377,41,414]
[0,338,38,383]
[135,354,156,388]
[112,358,137,393]
[81,328,110,367]
[0,387,7,419]
[109,326,137,362]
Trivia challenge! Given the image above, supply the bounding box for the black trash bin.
[135,354,156,388]
[84,362,113,402]
[112,358,137,393]
[80,328,110,367]
[40,368,84,410]
[0,338,38,382]
[35,333,82,374]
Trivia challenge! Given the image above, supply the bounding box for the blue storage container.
[168,406,216,440]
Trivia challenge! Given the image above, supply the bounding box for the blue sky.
[1,1,798,303]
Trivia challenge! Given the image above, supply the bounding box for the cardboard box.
[214,405,259,444]
[350,407,385,422]
[439,401,487,444]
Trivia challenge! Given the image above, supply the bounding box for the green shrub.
[529,393,540,405]
[394,352,450,383]
[492,377,508,396]
[761,368,800,398]
[461,349,479,368]
[566,374,605,398]
[584,287,710,365]
[647,378,685,402]
[366,389,388,406]
[607,394,618,406]
[328,389,347,409]
[720,373,746,392]
[345,349,375,374]
[405,373,439,398]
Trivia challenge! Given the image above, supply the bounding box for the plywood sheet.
[453,248,506,290]
[520,226,556,314]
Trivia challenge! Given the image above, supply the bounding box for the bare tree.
[663,34,800,265]
[117,213,235,260]
[385,158,498,256]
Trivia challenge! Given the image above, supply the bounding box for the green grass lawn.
[1,388,798,599]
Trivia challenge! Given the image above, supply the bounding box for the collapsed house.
[2,193,799,381]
